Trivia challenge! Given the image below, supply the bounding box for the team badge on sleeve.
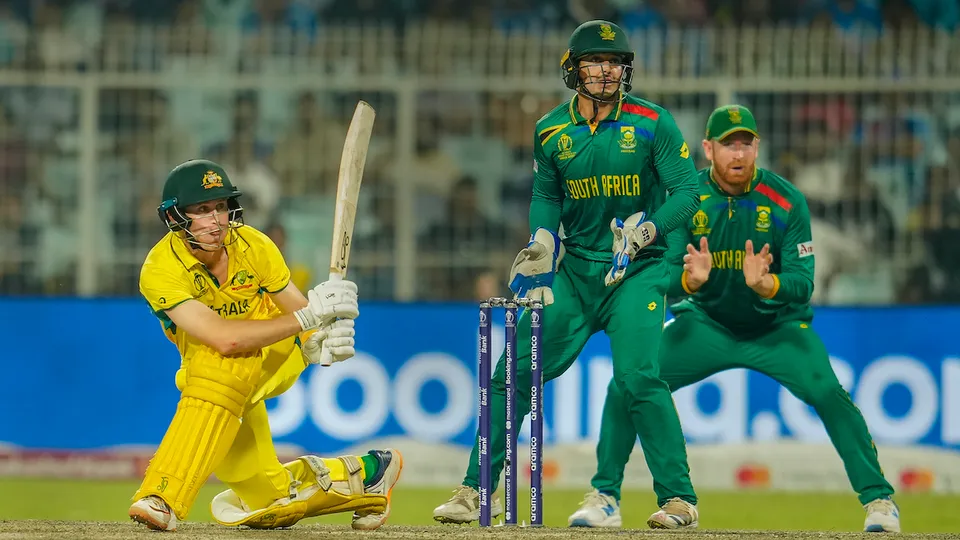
[797,241,814,258]
[679,142,690,159]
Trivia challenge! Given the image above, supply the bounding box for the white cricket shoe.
[568,490,622,528]
[432,485,503,524]
[864,497,901,533]
[351,449,404,530]
[129,495,178,531]
[647,497,699,529]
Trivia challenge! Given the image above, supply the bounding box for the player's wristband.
[758,274,780,299]
[681,271,701,294]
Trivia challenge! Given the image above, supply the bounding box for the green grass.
[0,478,957,532]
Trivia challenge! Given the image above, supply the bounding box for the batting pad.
[134,347,262,519]
[210,485,308,529]
[210,455,385,529]
[285,455,387,519]
[213,400,292,510]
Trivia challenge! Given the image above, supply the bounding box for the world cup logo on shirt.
[557,134,576,160]
[692,209,711,235]
[193,273,207,295]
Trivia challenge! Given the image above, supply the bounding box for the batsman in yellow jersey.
[129,159,403,532]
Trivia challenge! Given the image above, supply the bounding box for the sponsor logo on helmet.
[599,24,616,41]
[202,170,224,190]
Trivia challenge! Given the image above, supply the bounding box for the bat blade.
[329,100,376,281]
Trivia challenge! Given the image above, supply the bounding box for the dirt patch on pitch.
[0,522,953,540]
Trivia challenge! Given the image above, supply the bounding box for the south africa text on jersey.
[712,249,746,270]
[566,174,642,200]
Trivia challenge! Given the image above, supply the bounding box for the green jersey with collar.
[530,93,700,263]
[666,167,815,335]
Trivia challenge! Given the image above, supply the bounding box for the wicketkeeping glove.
[508,227,564,306]
[605,211,657,286]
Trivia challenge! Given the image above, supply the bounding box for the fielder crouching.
[129,159,402,532]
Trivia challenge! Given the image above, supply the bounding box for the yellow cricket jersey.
[139,225,292,361]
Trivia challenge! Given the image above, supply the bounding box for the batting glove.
[303,319,356,366]
[508,227,564,306]
[605,211,657,286]
[294,279,359,331]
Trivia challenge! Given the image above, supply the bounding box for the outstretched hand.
[683,236,712,291]
[743,239,772,289]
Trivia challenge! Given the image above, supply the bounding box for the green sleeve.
[768,197,815,304]
[665,227,694,298]
[529,131,564,235]
[648,110,700,236]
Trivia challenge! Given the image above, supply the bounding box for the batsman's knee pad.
[134,348,263,519]
[210,481,307,529]
[285,455,387,519]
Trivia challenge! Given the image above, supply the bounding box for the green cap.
[160,159,241,209]
[566,20,634,63]
[705,105,759,141]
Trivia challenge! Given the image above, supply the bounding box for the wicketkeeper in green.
[433,19,702,529]
[566,104,901,533]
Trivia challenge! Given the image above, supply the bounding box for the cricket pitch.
[0,522,955,540]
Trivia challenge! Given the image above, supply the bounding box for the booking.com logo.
[265,346,960,449]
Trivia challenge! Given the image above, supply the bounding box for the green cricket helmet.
[157,159,244,233]
[561,20,635,99]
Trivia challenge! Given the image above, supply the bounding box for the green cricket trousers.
[463,253,697,506]
[591,308,894,505]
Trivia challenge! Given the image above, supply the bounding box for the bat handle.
[319,271,345,368]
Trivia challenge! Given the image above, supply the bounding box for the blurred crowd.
[0,0,958,33]
[0,0,958,304]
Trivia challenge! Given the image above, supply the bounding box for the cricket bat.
[329,100,376,281]
[319,100,375,367]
